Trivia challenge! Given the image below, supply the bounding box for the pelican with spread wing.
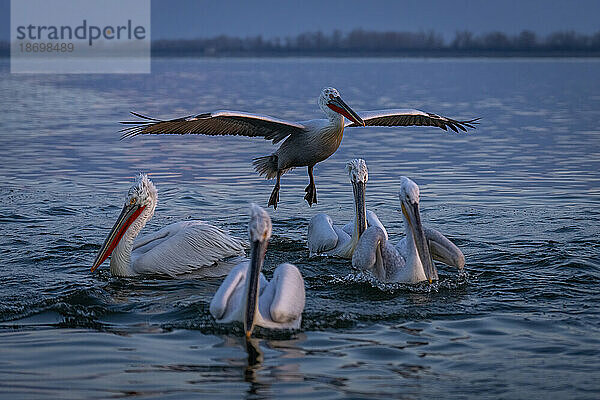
[121,87,478,209]
[90,174,245,277]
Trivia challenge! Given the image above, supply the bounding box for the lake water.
[0,58,599,399]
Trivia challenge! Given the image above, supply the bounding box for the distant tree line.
[450,30,600,51]
[2,29,600,57]
[151,29,600,56]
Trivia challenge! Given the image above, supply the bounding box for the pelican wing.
[307,213,354,257]
[345,109,479,132]
[395,226,465,270]
[259,263,305,327]
[210,261,269,323]
[210,262,246,321]
[132,221,245,277]
[307,213,338,255]
[120,111,307,144]
[352,226,393,281]
[423,227,465,269]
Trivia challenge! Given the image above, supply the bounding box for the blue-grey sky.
[2,0,599,41]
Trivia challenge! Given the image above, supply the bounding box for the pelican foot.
[268,184,280,209]
[304,183,317,206]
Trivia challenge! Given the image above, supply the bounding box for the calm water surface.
[0,58,599,399]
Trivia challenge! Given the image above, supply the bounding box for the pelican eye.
[129,198,136,205]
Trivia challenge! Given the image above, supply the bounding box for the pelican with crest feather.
[90,173,245,277]
[307,158,387,258]
[352,177,465,284]
[120,87,478,209]
[210,204,305,338]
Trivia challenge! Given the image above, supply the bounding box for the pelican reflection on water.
[121,87,478,209]
[307,158,387,258]
[352,177,465,284]
[90,174,245,277]
[210,204,305,338]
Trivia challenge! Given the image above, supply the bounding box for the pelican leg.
[304,166,318,206]
[268,170,282,209]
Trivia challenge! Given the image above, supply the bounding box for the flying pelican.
[91,173,245,277]
[352,177,465,284]
[210,204,305,338]
[307,158,387,258]
[120,87,478,209]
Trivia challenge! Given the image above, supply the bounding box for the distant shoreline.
[3,28,600,58]
[149,50,600,58]
[2,49,599,58]
[149,29,600,58]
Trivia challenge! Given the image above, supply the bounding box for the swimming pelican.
[352,177,465,284]
[307,158,387,258]
[210,204,305,338]
[91,173,245,277]
[120,87,478,209]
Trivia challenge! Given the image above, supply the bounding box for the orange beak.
[327,96,365,126]
[91,203,146,272]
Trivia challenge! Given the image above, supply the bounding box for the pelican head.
[244,203,272,338]
[318,87,364,126]
[91,174,157,272]
[346,159,368,238]
[399,177,438,283]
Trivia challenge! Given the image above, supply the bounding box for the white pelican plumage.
[91,173,245,277]
[352,177,465,283]
[307,159,387,258]
[120,87,478,209]
[210,204,305,338]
